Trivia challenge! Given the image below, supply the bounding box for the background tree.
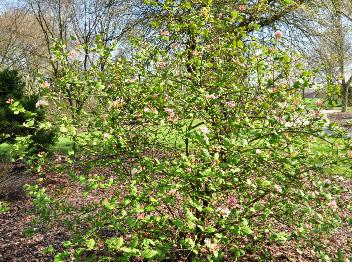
[0,69,56,153]
[0,7,48,92]
[282,0,352,110]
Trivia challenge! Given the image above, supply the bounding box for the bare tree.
[282,0,352,111]
[0,7,48,92]
[24,0,148,74]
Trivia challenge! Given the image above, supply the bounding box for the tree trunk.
[342,81,348,112]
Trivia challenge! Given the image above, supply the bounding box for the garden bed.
[0,159,351,261]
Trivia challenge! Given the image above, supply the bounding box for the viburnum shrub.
[28,1,352,261]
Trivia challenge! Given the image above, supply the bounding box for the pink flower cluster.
[69,50,77,59]
[43,81,50,88]
[274,184,282,194]
[73,40,81,48]
[160,30,170,37]
[274,31,283,39]
[203,238,220,253]
[348,150,352,158]
[199,126,210,135]
[35,99,49,108]
[216,207,231,218]
[225,100,236,108]
[192,50,200,57]
[171,43,180,49]
[167,189,177,196]
[156,62,166,70]
[112,99,124,109]
[165,108,176,120]
[217,195,240,218]
[328,200,337,211]
[315,99,324,107]
[239,4,247,12]
[205,94,217,100]
[6,97,14,104]
[227,196,238,208]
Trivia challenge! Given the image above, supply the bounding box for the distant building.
[303,88,325,98]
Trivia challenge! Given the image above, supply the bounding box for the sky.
[0,0,20,12]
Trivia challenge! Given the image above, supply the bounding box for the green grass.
[304,98,320,109]
[1,123,350,178]
[310,139,352,176]
[53,136,73,155]
[331,107,352,112]
[0,143,15,162]
[0,136,73,160]
[304,98,352,112]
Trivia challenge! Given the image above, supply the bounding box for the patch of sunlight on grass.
[0,143,15,161]
[53,136,72,155]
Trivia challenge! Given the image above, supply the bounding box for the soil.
[0,161,351,262]
[0,163,36,200]
[0,162,66,261]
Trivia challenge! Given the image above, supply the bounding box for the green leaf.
[240,225,252,235]
[203,207,214,213]
[189,199,203,211]
[206,226,216,233]
[63,241,72,248]
[144,205,155,212]
[186,208,198,222]
[59,126,68,133]
[106,237,124,250]
[120,247,139,254]
[127,217,136,228]
[130,236,139,248]
[54,252,70,262]
[143,249,158,259]
[174,219,184,228]
[86,238,96,250]
[23,119,34,127]
[68,149,75,156]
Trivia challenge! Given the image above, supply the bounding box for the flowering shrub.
[28,1,352,261]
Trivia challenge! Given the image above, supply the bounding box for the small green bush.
[0,69,56,154]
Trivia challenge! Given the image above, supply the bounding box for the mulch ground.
[0,198,67,262]
[0,160,121,262]
[0,162,67,261]
[0,161,351,261]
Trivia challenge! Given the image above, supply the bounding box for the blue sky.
[0,0,20,12]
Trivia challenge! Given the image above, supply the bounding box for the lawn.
[0,136,73,161]
[304,98,352,111]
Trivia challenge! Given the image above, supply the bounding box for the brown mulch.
[0,159,122,262]
[0,163,36,201]
[0,162,67,261]
[0,198,67,262]
[0,160,351,261]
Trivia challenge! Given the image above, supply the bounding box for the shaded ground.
[0,163,35,200]
[0,199,67,262]
[0,162,67,261]
[0,160,120,262]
